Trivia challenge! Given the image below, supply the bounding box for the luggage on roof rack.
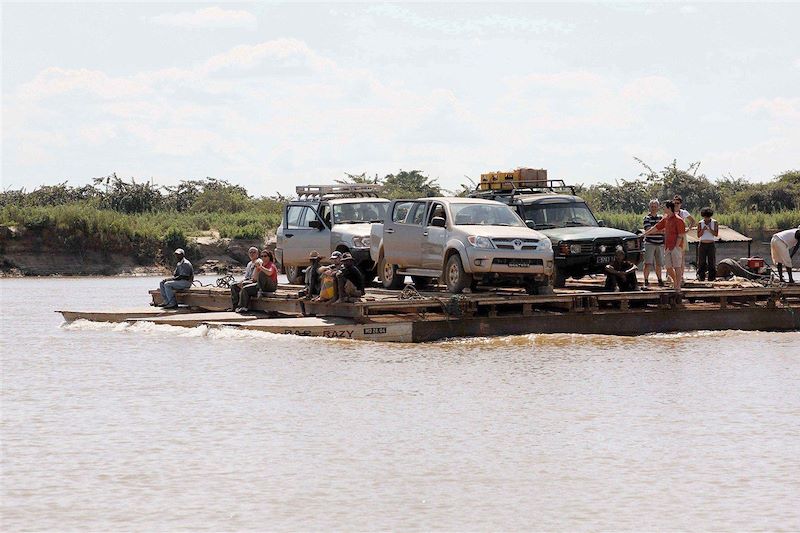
[295,184,383,199]
[471,168,576,199]
[479,168,548,190]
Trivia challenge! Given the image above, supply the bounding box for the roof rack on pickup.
[469,179,576,200]
[295,184,384,199]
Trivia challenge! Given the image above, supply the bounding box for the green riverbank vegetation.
[2,163,799,266]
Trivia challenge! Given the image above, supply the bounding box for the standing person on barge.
[158,248,194,309]
[643,201,685,291]
[696,207,719,281]
[770,226,800,284]
[642,199,665,287]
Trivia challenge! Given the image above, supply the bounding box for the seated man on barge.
[604,246,638,292]
[334,252,365,303]
[230,247,261,311]
[158,248,194,309]
[299,250,323,299]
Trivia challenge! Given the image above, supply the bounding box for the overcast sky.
[2,2,798,196]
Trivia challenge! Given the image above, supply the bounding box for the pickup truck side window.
[392,201,414,223]
[286,205,306,229]
[409,202,426,225]
[319,204,331,227]
[428,203,446,225]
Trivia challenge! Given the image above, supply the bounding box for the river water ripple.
[2,277,799,530]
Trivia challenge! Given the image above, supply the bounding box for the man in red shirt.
[643,200,686,291]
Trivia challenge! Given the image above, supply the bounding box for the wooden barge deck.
[58,281,800,343]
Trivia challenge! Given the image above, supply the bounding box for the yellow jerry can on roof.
[479,168,548,190]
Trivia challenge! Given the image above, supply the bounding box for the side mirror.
[525,220,536,229]
[431,216,446,228]
[309,219,324,230]
[597,219,605,227]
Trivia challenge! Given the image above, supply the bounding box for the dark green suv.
[470,181,642,287]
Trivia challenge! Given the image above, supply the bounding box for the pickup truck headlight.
[352,236,370,248]
[467,236,494,249]
[624,238,638,251]
[539,239,552,250]
[569,244,582,254]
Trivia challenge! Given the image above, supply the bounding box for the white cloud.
[19,67,152,101]
[201,39,335,73]
[745,97,800,122]
[680,5,699,15]
[149,6,257,30]
[366,4,574,35]
[621,76,679,104]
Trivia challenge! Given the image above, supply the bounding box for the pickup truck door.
[282,204,331,266]
[384,200,426,268]
[422,201,448,270]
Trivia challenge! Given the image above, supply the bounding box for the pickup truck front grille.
[491,238,540,250]
[492,258,544,266]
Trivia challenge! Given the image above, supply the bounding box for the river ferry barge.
[59,280,800,343]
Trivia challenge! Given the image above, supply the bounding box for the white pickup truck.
[275,184,389,283]
[370,197,554,293]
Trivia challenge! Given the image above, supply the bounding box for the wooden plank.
[128,312,262,327]
[58,308,192,323]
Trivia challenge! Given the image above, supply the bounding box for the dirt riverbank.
[0,226,273,277]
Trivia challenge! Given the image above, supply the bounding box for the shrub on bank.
[596,210,800,234]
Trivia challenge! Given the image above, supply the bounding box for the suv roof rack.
[295,184,384,199]
[470,179,576,200]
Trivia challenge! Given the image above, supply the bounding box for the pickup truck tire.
[410,276,431,289]
[553,266,568,288]
[380,257,404,289]
[285,265,304,285]
[445,254,472,294]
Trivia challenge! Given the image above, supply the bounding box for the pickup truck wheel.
[380,258,404,289]
[445,254,471,294]
[285,265,304,285]
[553,267,567,288]
[411,276,431,289]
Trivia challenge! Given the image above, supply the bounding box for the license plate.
[507,261,530,267]
[596,255,613,264]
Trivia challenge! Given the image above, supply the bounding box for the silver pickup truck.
[275,185,389,283]
[370,197,554,293]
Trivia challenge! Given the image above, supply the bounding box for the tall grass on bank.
[0,203,282,263]
[597,210,800,235]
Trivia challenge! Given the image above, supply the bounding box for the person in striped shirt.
[642,199,665,287]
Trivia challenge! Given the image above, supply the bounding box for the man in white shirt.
[696,207,719,281]
[230,246,261,310]
[771,226,800,283]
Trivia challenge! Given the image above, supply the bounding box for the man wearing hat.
[300,250,323,299]
[158,248,194,309]
[334,252,365,303]
[316,250,344,302]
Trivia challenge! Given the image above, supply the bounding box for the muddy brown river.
[2,276,799,530]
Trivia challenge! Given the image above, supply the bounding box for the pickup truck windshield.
[333,202,388,224]
[520,203,598,229]
[451,203,525,227]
